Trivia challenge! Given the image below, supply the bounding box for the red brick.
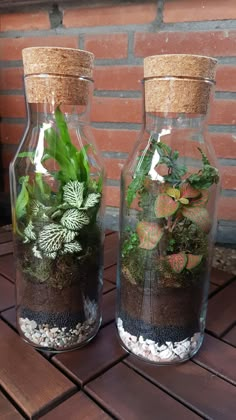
[216,66,236,92]
[92,97,142,123]
[104,158,125,180]
[1,123,25,145]
[85,33,128,60]
[0,95,25,118]
[218,197,235,220]
[93,128,138,153]
[134,31,236,57]
[210,134,236,159]
[64,2,157,27]
[105,185,120,207]
[220,166,236,190]
[1,67,23,90]
[94,66,143,91]
[1,11,50,31]
[208,99,236,125]
[0,36,78,61]
[164,0,236,23]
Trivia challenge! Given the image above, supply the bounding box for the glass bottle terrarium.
[10,47,105,352]
[116,54,220,363]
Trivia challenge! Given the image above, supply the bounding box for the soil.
[120,275,205,328]
[16,249,102,327]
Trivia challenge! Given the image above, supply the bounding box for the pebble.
[19,299,98,350]
[117,317,201,363]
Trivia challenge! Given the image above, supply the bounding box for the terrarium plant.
[12,105,104,350]
[117,51,219,365]
[10,46,106,352]
[122,139,219,286]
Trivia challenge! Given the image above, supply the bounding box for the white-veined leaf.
[32,245,42,259]
[24,220,36,241]
[61,241,82,254]
[38,223,68,252]
[63,181,84,209]
[44,251,57,259]
[61,208,89,231]
[83,193,101,209]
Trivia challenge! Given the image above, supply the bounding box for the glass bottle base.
[117,317,203,364]
[18,312,101,353]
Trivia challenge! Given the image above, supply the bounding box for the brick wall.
[0,0,235,243]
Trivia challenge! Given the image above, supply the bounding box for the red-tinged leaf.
[136,221,163,250]
[154,193,180,218]
[186,254,203,270]
[182,206,211,233]
[166,252,187,273]
[191,189,209,207]
[180,183,200,198]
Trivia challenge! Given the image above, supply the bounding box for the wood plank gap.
[82,389,118,420]
[82,354,129,387]
[33,388,79,420]
[219,321,236,339]
[192,358,236,387]
[122,360,206,420]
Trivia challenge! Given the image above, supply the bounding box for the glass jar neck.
[27,102,92,126]
[144,112,206,136]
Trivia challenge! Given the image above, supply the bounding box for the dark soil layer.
[120,276,205,327]
[16,250,102,324]
[19,307,84,329]
[119,309,198,345]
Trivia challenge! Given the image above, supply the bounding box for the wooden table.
[0,228,235,419]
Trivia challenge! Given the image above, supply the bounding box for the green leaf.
[180,183,200,198]
[60,208,89,230]
[15,176,29,219]
[186,254,203,270]
[187,147,219,189]
[182,206,211,233]
[18,151,35,163]
[63,181,84,209]
[154,193,180,218]
[166,252,187,273]
[136,221,163,250]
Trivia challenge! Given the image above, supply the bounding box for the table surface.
[0,228,235,420]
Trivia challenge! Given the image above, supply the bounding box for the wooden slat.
[104,233,118,268]
[41,392,111,419]
[206,280,236,336]
[208,283,219,296]
[0,320,76,418]
[103,279,115,294]
[101,290,116,327]
[223,325,236,347]
[1,307,17,329]
[193,334,236,384]
[0,275,15,312]
[53,323,126,386]
[0,232,12,244]
[103,265,116,284]
[0,392,23,419]
[0,242,13,257]
[85,362,199,419]
[0,254,15,282]
[210,267,233,286]
[125,357,236,420]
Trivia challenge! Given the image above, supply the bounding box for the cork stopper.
[22,47,94,105]
[144,54,217,114]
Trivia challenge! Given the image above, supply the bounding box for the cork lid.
[143,54,217,114]
[22,47,94,105]
[22,47,94,79]
[144,54,217,81]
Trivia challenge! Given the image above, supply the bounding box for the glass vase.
[10,47,105,352]
[116,54,220,364]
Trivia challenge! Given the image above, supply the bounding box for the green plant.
[123,138,219,283]
[15,106,102,264]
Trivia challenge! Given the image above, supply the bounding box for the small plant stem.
[171,214,182,232]
[167,217,172,231]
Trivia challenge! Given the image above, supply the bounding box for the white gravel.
[117,317,201,363]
